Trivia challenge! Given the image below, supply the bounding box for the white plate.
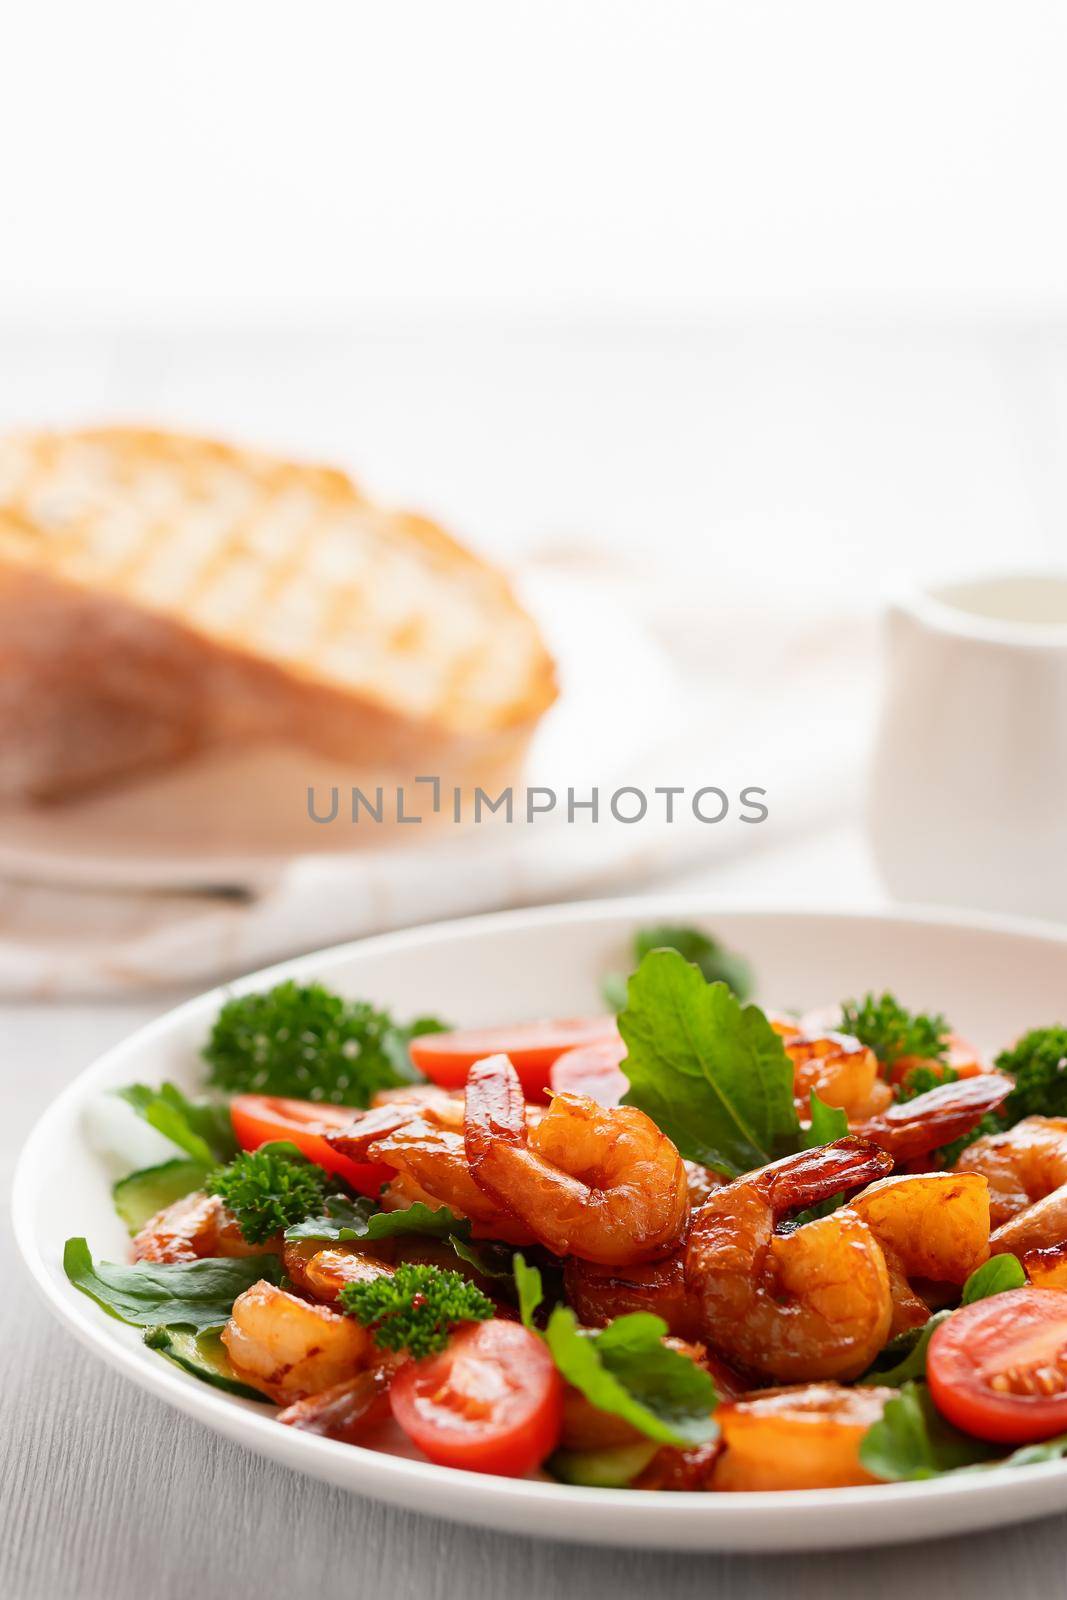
[13,899,1067,1551]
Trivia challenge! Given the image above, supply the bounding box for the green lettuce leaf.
[64,1237,283,1332]
[544,1307,718,1447]
[284,1193,470,1243]
[116,1083,236,1166]
[618,949,799,1174]
[860,1382,999,1480]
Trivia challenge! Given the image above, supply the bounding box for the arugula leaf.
[64,1237,283,1332]
[803,1091,848,1149]
[143,1326,271,1400]
[633,925,753,999]
[603,924,753,1012]
[618,950,799,1174]
[860,1382,999,1480]
[112,1158,213,1234]
[514,1253,543,1329]
[116,1083,236,1165]
[544,1307,718,1447]
[962,1253,1026,1303]
[284,1193,470,1243]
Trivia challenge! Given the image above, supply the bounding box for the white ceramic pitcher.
[868,573,1067,923]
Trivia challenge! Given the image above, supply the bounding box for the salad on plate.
[67,925,1067,1492]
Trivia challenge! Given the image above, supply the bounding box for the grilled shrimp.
[221,1281,379,1403]
[785,1032,891,1119]
[955,1117,1067,1226]
[131,1193,268,1264]
[686,1138,894,1382]
[847,1171,990,1334]
[851,1073,1013,1160]
[464,1054,689,1265]
[712,1383,897,1491]
[990,1188,1067,1287]
[282,1240,394,1304]
[564,1252,704,1341]
[685,1161,725,1209]
[277,1360,397,1442]
[329,1100,536,1245]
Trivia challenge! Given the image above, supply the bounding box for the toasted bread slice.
[0,427,557,802]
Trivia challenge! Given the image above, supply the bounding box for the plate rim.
[13,895,1067,1543]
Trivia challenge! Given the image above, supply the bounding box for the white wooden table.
[5,826,1067,1599]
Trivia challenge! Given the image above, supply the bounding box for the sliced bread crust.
[0,428,557,802]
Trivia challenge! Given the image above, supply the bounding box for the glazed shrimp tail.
[851,1072,1013,1160]
[327,1096,463,1162]
[756,1137,895,1212]
[465,1053,689,1265]
[277,1358,399,1442]
[463,1052,527,1160]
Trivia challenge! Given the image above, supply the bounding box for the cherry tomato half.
[409,1017,620,1097]
[927,1287,1067,1443]
[389,1319,563,1476]
[889,1033,989,1088]
[549,1036,628,1107]
[229,1094,390,1197]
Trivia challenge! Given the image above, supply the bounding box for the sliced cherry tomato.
[889,1033,989,1087]
[927,1287,1067,1443]
[410,1017,619,1097]
[550,1036,627,1107]
[389,1319,563,1476]
[229,1094,390,1197]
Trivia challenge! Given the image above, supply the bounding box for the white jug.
[869,574,1067,923]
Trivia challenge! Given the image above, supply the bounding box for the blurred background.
[2,0,1066,990]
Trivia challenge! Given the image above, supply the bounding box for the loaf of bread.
[0,428,557,804]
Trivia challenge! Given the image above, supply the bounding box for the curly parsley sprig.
[994,1027,1067,1121]
[202,980,445,1107]
[206,1144,328,1245]
[840,992,950,1067]
[338,1263,494,1359]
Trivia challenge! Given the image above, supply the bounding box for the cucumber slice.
[112,1158,212,1233]
[143,1327,270,1401]
[547,1441,659,1487]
